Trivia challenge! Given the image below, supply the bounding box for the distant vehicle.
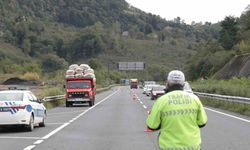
[130,79,138,89]
[120,79,130,85]
[143,81,156,87]
[143,85,149,94]
[65,77,96,107]
[0,88,46,131]
[150,85,166,100]
[183,82,193,93]
[145,84,159,96]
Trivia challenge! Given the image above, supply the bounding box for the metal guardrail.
[43,95,65,102]
[42,84,120,102]
[194,92,250,104]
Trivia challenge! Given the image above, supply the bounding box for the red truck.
[65,77,96,107]
[130,79,138,89]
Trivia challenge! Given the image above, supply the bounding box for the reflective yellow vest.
[147,90,207,150]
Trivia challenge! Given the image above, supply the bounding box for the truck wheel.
[66,102,71,107]
[89,100,94,107]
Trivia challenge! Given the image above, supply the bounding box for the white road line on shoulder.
[42,122,70,140]
[46,122,66,125]
[23,145,36,150]
[34,140,44,145]
[0,136,41,140]
[42,90,119,140]
[205,107,250,123]
[140,101,143,104]
[143,105,147,109]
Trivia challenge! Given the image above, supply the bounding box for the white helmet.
[167,70,185,86]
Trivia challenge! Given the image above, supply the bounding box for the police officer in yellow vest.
[147,70,207,150]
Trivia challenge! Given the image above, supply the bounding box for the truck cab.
[65,78,96,107]
[130,79,138,89]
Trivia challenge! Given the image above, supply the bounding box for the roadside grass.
[191,77,250,97]
[36,86,65,109]
[200,97,250,117]
[191,78,250,116]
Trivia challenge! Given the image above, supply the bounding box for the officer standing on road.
[147,70,207,150]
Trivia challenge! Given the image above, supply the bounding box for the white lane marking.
[0,136,41,140]
[42,122,70,139]
[143,105,147,109]
[140,101,143,104]
[46,122,65,125]
[205,107,250,123]
[41,90,119,140]
[23,145,36,150]
[34,140,44,144]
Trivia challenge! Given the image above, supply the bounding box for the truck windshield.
[68,81,91,89]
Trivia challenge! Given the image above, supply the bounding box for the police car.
[0,88,46,131]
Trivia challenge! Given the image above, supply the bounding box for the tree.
[219,16,239,50]
[67,28,105,61]
[240,5,250,31]
[14,22,28,47]
[22,38,31,55]
[144,24,153,34]
[184,41,229,80]
[41,54,68,72]
[89,58,102,69]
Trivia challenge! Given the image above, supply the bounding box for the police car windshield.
[0,93,23,101]
[68,81,90,89]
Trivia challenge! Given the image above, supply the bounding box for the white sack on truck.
[80,64,90,71]
[75,67,84,74]
[84,68,94,74]
[69,64,79,70]
[75,73,84,78]
[84,73,95,78]
[66,69,75,75]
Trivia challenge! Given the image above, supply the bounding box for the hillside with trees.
[0,0,248,86]
[184,5,250,80]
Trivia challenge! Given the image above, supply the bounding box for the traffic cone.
[133,94,136,100]
[144,127,154,132]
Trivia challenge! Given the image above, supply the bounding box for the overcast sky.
[125,0,250,24]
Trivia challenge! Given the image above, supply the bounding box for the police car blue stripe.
[12,108,17,113]
[8,102,16,114]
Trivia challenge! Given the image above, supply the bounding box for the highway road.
[0,86,249,150]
